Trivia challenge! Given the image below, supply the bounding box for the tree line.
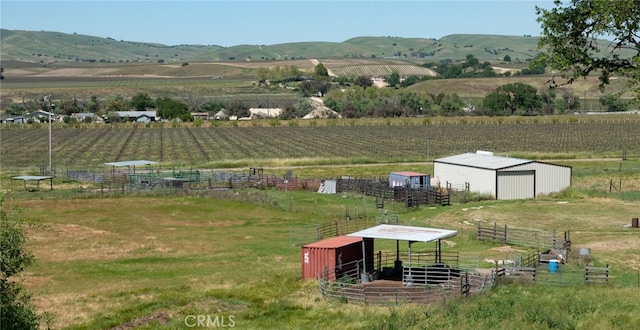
[4,0,640,123]
[2,53,633,124]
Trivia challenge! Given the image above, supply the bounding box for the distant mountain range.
[0,29,543,64]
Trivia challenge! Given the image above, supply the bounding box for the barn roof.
[348,224,457,243]
[390,171,428,177]
[115,111,157,118]
[434,152,533,170]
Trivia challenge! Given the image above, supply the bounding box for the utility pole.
[44,95,53,175]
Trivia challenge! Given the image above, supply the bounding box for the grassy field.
[2,156,640,329]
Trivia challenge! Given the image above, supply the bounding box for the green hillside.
[3,29,636,67]
[0,29,224,64]
[1,29,542,64]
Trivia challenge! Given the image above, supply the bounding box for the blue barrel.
[549,259,559,273]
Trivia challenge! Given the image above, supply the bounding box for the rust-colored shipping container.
[301,236,373,280]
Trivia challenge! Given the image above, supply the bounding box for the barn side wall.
[433,163,496,196]
[507,162,572,196]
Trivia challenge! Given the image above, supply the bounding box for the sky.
[1,1,556,47]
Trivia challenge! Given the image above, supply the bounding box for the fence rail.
[477,222,571,250]
[403,265,462,286]
[289,218,371,246]
[336,177,451,207]
[495,263,611,286]
[318,260,490,306]
[585,265,610,284]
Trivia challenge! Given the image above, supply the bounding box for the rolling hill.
[1,29,542,65]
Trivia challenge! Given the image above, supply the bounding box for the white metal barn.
[433,152,572,200]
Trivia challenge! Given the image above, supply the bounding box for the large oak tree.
[535,0,640,103]
[482,83,542,116]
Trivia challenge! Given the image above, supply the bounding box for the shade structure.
[11,175,54,191]
[347,224,457,242]
[104,160,158,175]
[348,224,458,277]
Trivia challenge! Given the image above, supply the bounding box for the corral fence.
[477,222,572,250]
[494,262,610,287]
[289,218,372,246]
[376,251,481,276]
[490,249,611,286]
[289,208,399,246]
[58,167,452,207]
[335,177,451,207]
[63,166,324,197]
[318,251,615,305]
[317,255,494,306]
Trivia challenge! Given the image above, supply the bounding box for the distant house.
[73,112,97,122]
[2,116,26,124]
[248,108,282,119]
[2,110,60,124]
[214,109,228,120]
[116,111,157,123]
[26,110,56,122]
[191,112,210,120]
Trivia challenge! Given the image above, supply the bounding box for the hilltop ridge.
[0,29,541,64]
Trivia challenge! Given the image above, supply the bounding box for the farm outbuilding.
[433,151,571,200]
[115,111,157,123]
[389,171,430,189]
[301,236,374,280]
[317,179,337,194]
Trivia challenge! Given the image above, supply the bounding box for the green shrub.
[454,191,494,203]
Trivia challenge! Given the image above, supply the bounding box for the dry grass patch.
[37,67,120,76]
[27,223,153,262]
[588,237,640,253]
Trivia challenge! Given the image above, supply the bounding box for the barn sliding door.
[496,170,535,200]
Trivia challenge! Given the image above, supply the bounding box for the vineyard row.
[1,121,638,169]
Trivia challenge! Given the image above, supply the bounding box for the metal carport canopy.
[104,160,158,176]
[348,224,458,276]
[104,160,158,167]
[347,224,457,242]
[11,175,54,191]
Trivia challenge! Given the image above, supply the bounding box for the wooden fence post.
[493,222,497,240]
[504,224,508,244]
[585,266,589,284]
